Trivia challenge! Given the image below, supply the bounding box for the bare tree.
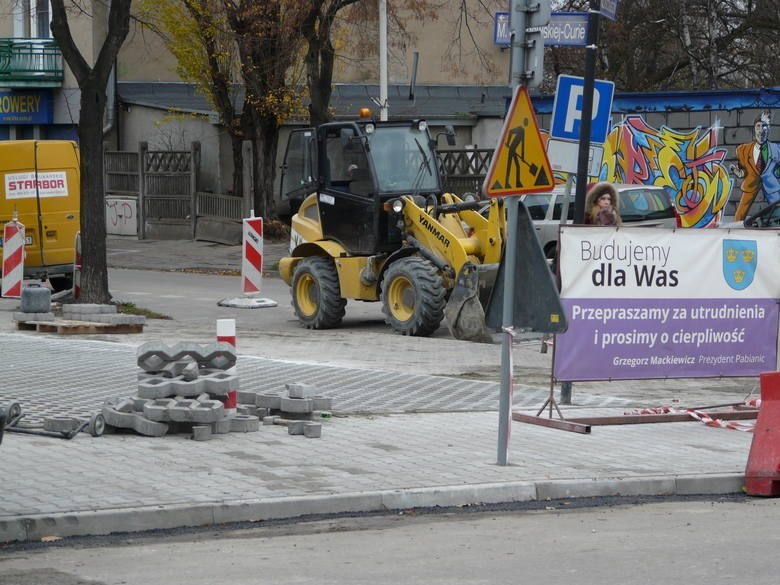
[50,0,132,304]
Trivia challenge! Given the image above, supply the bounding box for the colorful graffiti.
[731,110,780,221]
[599,116,731,228]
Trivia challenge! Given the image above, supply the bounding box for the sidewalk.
[0,236,758,544]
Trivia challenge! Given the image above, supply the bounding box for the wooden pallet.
[16,319,144,334]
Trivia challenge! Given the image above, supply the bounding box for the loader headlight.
[415,120,427,132]
[391,199,404,213]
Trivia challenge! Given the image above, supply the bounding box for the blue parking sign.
[550,75,615,144]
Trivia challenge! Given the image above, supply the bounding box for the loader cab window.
[324,127,373,196]
[368,126,440,194]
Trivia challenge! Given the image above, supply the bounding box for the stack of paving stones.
[101,341,257,440]
[238,383,333,438]
[13,302,145,331]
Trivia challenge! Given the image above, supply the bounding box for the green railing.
[0,38,63,86]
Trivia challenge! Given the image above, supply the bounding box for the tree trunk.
[77,84,111,304]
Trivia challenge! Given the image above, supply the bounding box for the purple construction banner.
[554,226,780,381]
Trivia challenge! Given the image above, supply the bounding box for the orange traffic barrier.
[744,371,780,496]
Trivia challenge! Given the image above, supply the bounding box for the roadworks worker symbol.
[483,85,554,197]
[723,239,757,291]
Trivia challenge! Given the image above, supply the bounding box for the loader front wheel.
[381,257,445,337]
[291,257,346,329]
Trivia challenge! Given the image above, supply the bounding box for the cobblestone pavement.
[0,236,763,544]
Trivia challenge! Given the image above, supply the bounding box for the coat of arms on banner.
[723,239,758,291]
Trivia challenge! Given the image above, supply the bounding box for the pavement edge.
[0,474,745,544]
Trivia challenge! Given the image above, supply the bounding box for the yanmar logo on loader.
[5,171,68,199]
[419,214,450,248]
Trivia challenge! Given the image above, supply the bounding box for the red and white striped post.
[216,318,238,416]
[2,217,25,298]
[242,215,263,294]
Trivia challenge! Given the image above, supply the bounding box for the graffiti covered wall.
[599,116,731,228]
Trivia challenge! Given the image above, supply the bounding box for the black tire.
[291,256,346,329]
[381,257,446,337]
[49,276,73,293]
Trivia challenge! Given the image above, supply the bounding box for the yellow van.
[0,140,80,291]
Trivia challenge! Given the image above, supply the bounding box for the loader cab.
[280,118,444,255]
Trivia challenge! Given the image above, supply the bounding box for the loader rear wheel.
[291,256,346,329]
[381,257,445,337]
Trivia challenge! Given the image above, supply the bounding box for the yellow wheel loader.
[278,115,506,342]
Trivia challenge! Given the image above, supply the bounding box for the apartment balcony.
[0,38,64,88]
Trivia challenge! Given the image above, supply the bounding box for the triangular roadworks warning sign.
[483,86,554,197]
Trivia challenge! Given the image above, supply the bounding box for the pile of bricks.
[102,341,256,440]
[101,341,334,440]
[238,383,333,438]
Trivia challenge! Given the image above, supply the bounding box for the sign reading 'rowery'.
[5,171,68,199]
[554,226,780,382]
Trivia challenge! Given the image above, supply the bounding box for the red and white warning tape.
[626,403,758,433]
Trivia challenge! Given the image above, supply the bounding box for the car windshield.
[367,126,440,193]
[618,188,675,221]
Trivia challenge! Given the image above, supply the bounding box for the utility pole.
[573,0,601,223]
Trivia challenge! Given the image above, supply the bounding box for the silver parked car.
[520,183,680,259]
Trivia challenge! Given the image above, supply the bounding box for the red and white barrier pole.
[242,214,263,294]
[2,217,25,298]
[217,318,238,416]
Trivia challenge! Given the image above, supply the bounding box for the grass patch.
[114,301,172,320]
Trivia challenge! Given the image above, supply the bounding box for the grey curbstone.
[211,419,231,434]
[256,393,282,410]
[287,420,306,435]
[286,383,316,399]
[312,397,333,411]
[190,401,225,423]
[191,425,212,441]
[62,303,116,315]
[43,416,81,433]
[280,397,313,414]
[13,311,55,321]
[229,415,259,433]
[303,423,322,438]
[263,415,280,426]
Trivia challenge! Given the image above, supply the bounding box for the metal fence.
[438,148,494,196]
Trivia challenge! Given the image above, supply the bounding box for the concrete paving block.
[13,311,55,321]
[286,383,316,399]
[211,419,231,434]
[197,342,237,370]
[161,358,199,380]
[101,406,136,429]
[132,397,150,412]
[199,371,239,395]
[263,415,280,426]
[287,420,306,435]
[43,416,80,432]
[114,397,136,413]
[191,425,212,441]
[142,403,170,422]
[169,377,205,397]
[254,408,270,418]
[237,405,255,416]
[62,303,116,315]
[132,414,169,437]
[190,401,225,423]
[168,399,198,422]
[256,393,282,410]
[195,393,212,402]
[237,390,258,405]
[136,341,170,372]
[281,397,313,414]
[137,377,172,399]
[312,397,333,410]
[303,423,322,438]
[229,415,259,432]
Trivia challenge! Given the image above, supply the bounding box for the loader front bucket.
[444,262,498,343]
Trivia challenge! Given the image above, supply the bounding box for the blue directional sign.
[550,74,615,144]
[494,11,587,47]
[540,12,588,46]
[494,12,510,46]
[600,0,619,21]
